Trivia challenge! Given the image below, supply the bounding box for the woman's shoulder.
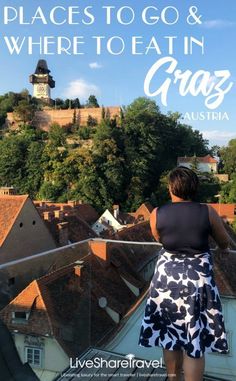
[157,202,172,212]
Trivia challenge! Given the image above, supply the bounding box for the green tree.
[87,115,98,127]
[37,182,63,201]
[0,135,28,190]
[123,97,166,209]
[86,95,99,108]
[23,141,45,197]
[13,100,35,124]
[48,123,67,147]
[190,156,200,172]
[220,174,236,203]
[72,98,81,109]
[196,176,221,203]
[64,99,71,109]
[220,139,236,176]
[54,98,64,109]
[68,120,126,211]
[155,172,170,206]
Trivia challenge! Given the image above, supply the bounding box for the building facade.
[177,155,218,173]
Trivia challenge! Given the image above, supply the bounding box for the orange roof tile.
[133,202,154,221]
[34,201,99,224]
[44,214,97,245]
[0,195,28,247]
[208,204,235,220]
[0,280,53,336]
[0,238,159,357]
[111,221,154,242]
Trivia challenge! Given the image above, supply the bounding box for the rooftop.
[178,154,218,164]
[0,240,159,358]
[35,200,99,225]
[209,204,235,221]
[0,195,28,246]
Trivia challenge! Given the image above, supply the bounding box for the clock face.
[37,84,46,95]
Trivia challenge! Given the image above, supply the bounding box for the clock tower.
[29,60,55,103]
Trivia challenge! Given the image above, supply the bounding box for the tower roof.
[34,60,50,75]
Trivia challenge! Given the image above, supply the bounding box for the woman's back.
[157,202,211,255]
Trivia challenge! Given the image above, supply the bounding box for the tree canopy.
[0,95,223,212]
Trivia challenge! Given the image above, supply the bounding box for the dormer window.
[12,311,30,323]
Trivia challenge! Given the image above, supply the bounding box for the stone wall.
[6,106,120,131]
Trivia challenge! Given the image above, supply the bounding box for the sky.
[0,0,235,147]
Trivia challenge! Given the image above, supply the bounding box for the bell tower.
[29,60,55,103]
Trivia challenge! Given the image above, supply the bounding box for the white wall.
[92,210,124,235]
[14,333,69,381]
[0,198,57,265]
[178,161,217,173]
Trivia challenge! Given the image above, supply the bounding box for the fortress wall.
[6,106,120,131]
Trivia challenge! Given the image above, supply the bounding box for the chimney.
[0,186,17,195]
[54,210,64,221]
[43,211,54,222]
[67,200,76,208]
[113,205,119,220]
[57,222,69,246]
[74,260,84,288]
[40,201,46,208]
[89,241,109,265]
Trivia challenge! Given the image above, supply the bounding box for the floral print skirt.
[138,250,228,358]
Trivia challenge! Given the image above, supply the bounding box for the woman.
[138,167,230,381]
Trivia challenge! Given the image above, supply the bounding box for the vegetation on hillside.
[0,93,235,217]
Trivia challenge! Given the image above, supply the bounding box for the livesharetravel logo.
[69,353,164,369]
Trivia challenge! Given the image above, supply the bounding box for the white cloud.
[201,130,236,145]
[202,19,235,29]
[63,79,100,100]
[89,62,103,69]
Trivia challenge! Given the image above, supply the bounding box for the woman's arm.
[207,205,230,250]
[150,207,160,241]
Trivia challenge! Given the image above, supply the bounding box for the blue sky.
[0,0,235,146]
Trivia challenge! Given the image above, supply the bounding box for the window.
[12,311,30,323]
[19,222,23,228]
[32,220,36,225]
[25,347,42,367]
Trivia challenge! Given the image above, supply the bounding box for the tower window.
[19,222,23,228]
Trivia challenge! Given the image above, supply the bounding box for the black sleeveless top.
[156,202,212,255]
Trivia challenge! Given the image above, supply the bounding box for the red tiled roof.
[208,204,235,220]
[112,221,154,242]
[0,239,158,357]
[45,214,97,245]
[133,202,154,221]
[0,280,53,336]
[74,204,99,224]
[35,201,99,224]
[0,195,28,246]
[178,154,217,164]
